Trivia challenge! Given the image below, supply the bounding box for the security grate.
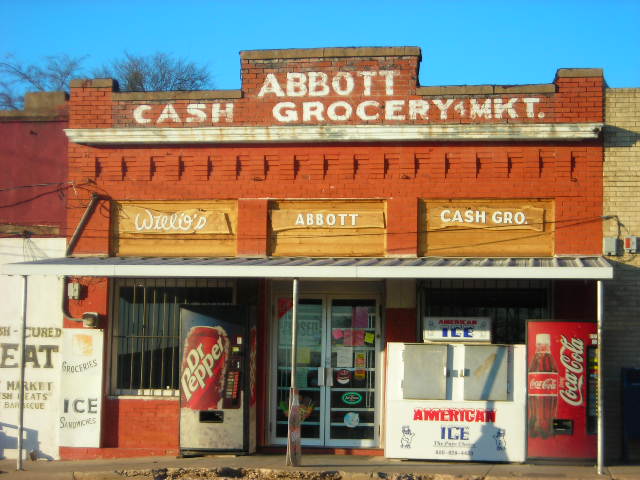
[112,278,233,396]
[420,279,550,344]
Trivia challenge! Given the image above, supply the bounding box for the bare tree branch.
[96,52,211,92]
[0,51,212,110]
[0,53,86,110]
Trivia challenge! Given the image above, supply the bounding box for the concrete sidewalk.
[0,454,639,480]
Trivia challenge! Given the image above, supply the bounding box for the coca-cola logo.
[529,377,557,391]
[559,335,584,407]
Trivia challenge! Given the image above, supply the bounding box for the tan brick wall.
[603,87,640,461]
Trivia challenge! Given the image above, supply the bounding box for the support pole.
[597,280,604,475]
[286,278,301,466]
[16,275,28,471]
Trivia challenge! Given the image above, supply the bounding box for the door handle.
[317,367,324,386]
[325,367,333,387]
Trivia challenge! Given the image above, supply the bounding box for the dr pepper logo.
[180,326,230,410]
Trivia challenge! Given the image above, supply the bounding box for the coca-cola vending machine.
[527,320,597,460]
[179,305,257,455]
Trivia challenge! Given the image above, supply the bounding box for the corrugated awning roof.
[0,256,613,280]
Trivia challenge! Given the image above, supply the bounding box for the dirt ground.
[117,467,442,480]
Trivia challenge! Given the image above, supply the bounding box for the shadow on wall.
[0,422,53,461]
[604,125,640,148]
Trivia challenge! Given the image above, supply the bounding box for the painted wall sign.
[429,205,545,231]
[59,329,103,448]
[118,205,230,235]
[112,200,237,257]
[269,200,386,257]
[256,71,544,124]
[271,211,384,230]
[132,103,234,125]
[424,317,492,343]
[420,199,554,257]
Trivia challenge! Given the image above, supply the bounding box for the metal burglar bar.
[113,278,234,396]
[420,279,550,344]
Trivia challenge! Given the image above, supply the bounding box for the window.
[420,279,550,344]
[111,278,234,396]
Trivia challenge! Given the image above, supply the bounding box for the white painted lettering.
[470,99,492,119]
[308,72,330,96]
[295,214,305,226]
[358,71,377,96]
[133,105,152,124]
[356,100,380,121]
[332,72,355,96]
[433,99,454,120]
[454,101,466,117]
[186,104,207,123]
[379,70,398,95]
[385,100,406,120]
[303,101,325,122]
[157,104,181,123]
[273,102,297,122]
[212,103,234,123]
[258,73,285,97]
[493,98,519,119]
[327,101,352,121]
[523,97,542,118]
[409,100,429,120]
[286,72,308,97]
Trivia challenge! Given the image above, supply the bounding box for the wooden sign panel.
[269,200,386,257]
[420,200,554,257]
[112,200,237,256]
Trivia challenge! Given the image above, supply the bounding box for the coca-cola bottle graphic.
[528,333,558,438]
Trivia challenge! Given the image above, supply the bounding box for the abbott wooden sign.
[269,200,386,257]
[113,201,237,256]
[421,200,554,257]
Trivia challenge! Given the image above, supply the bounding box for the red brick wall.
[67,143,603,256]
[103,397,179,449]
[0,120,68,230]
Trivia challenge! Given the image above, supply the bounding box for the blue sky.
[1,0,638,89]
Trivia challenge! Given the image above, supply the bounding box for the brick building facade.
[603,87,640,462]
[2,47,616,463]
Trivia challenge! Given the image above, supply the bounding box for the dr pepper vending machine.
[527,320,598,460]
[179,305,257,455]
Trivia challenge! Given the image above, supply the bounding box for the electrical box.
[603,237,620,256]
[67,282,81,299]
[624,236,639,253]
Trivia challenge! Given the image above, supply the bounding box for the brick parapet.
[65,47,604,129]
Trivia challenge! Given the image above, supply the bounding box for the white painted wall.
[0,237,65,460]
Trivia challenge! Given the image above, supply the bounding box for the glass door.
[326,298,378,447]
[271,295,380,448]
[273,297,325,445]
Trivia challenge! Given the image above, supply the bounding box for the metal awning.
[0,255,613,280]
